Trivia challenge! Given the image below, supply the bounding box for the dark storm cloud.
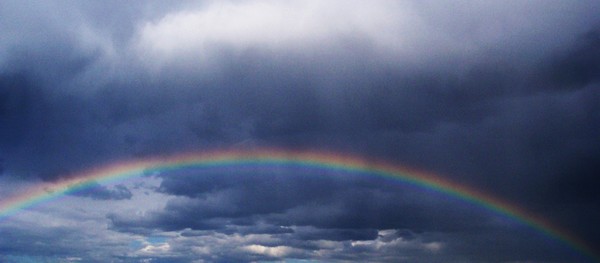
[68,182,132,200]
[109,170,497,237]
[545,28,600,89]
[0,3,598,181]
[2,0,600,262]
[0,223,131,263]
[270,227,379,242]
[0,73,33,149]
[0,0,211,179]
[0,226,73,257]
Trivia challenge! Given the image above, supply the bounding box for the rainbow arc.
[0,149,597,261]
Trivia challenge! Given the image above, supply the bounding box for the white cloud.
[423,241,443,252]
[242,244,298,257]
[351,229,444,254]
[134,0,437,64]
[139,242,171,254]
[133,0,600,72]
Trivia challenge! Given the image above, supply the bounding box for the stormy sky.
[1,1,599,262]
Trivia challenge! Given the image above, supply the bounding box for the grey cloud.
[110,170,499,237]
[69,182,133,200]
[292,227,378,242]
[0,223,133,263]
[545,28,600,89]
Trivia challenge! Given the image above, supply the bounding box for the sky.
[0,0,599,262]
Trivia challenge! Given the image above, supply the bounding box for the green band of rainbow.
[0,149,597,261]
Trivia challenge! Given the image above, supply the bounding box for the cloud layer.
[1,0,599,262]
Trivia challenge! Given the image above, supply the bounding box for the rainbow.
[0,149,597,261]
